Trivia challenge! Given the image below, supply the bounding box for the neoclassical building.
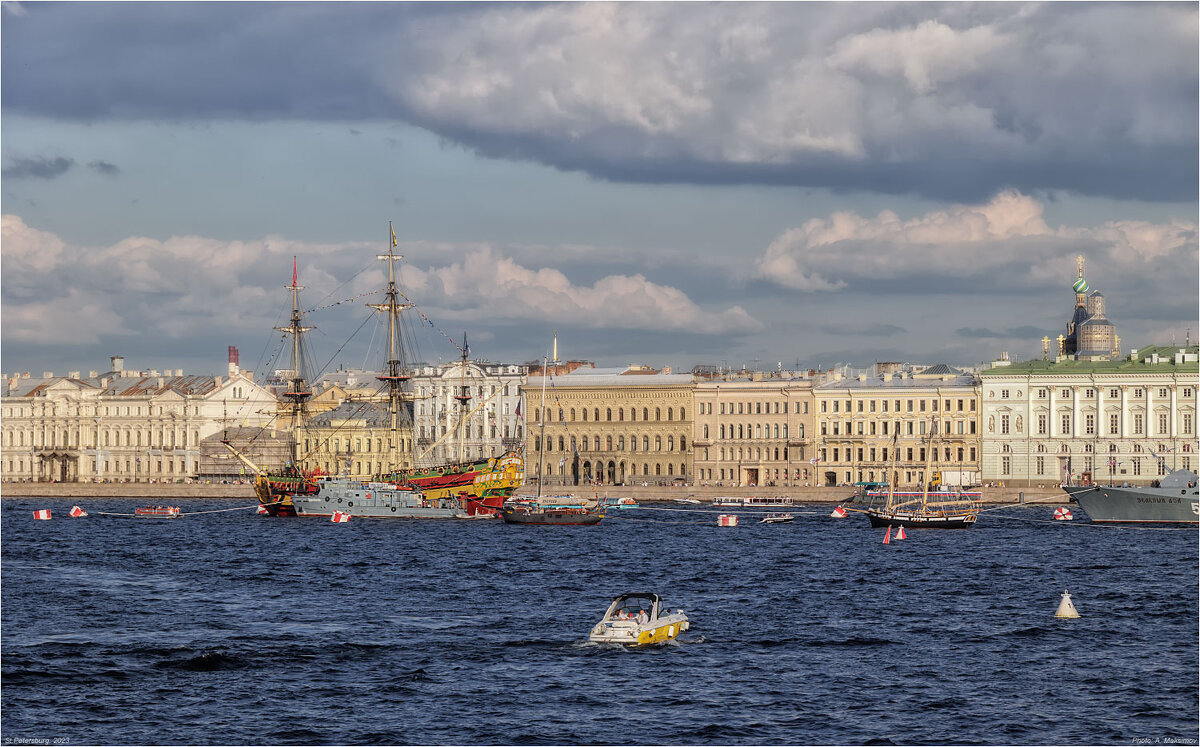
[523,367,693,486]
[691,375,817,487]
[813,365,982,488]
[411,360,528,464]
[980,345,1199,486]
[1,355,278,482]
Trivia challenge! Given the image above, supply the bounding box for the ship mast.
[367,222,414,473]
[276,257,314,468]
[454,332,472,463]
[537,356,548,499]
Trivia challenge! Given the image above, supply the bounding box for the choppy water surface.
[2,499,1196,746]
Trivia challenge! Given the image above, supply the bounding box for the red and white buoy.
[256,505,268,515]
[718,514,738,527]
[830,505,848,518]
[331,510,350,523]
[883,526,892,544]
[33,509,52,520]
[1053,507,1074,521]
[68,506,88,518]
[896,526,907,540]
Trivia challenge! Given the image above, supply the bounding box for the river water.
[2,498,1196,746]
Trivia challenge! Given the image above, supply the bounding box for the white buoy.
[895,526,907,540]
[830,505,848,518]
[1054,590,1080,618]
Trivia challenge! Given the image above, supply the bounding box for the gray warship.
[294,477,471,519]
[1064,469,1199,524]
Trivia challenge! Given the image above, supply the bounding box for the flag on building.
[515,399,523,420]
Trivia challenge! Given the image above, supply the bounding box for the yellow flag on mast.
[390,222,397,247]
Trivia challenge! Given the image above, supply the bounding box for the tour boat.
[588,593,690,646]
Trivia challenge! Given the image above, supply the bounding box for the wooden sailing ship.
[864,419,981,529]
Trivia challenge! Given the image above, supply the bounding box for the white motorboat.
[759,512,794,524]
[588,593,690,646]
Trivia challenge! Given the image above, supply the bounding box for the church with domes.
[1061,256,1118,360]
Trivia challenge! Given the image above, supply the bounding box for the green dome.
[1072,277,1089,293]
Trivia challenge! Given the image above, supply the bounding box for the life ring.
[337,498,343,504]
[347,501,353,507]
[391,506,396,513]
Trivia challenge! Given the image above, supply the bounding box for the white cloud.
[0,217,761,351]
[402,247,762,334]
[752,191,1198,290]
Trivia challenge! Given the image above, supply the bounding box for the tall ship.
[254,224,523,518]
[1064,469,1199,524]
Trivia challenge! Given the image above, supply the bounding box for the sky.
[2,2,1197,382]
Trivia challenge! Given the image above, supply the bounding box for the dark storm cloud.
[3,3,1195,202]
[2,155,74,179]
[88,160,120,176]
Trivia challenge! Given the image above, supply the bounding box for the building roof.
[980,345,1199,376]
[526,373,695,388]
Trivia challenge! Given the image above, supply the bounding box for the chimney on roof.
[229,346,240,377]
[89,370,98,378]
[110,356,124,374]
[69,371,80,379]
[43,371,54,378]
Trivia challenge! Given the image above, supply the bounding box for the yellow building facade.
[524,369,694,486]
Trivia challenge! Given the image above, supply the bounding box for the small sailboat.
[501,354,603,526]
[865,420,980,529]
[588,593,690,645]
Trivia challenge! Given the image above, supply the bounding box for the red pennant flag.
[292,256,298,287]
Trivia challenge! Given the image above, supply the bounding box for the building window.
[1109,388,1119,398]
[1061,414,1071,436]
[1133,413,1144,435]
[1158,388,1169,398]
[1085,414,1095,435]
[1085,388,1094,398]
[1184,413,1194,435]
[1000,415,1010,435]
[1001,456,1011,475]
[1158,413,1169,435]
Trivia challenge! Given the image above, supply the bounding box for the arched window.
[594,408,600,422]
[755,424,762,438]
[643,464,649,476]
[558,436,565,451]
[703,425,709,439]
[668,463,674,475]
[618,435,625,450]
[667,408,673,421]
[738,424,744,439]
[607,408,612,421]
[570,408,576,421]
[655,435,662,451]
[655,408,661,421]
[630,435,637,452]
[570,436,578,451]
[558,408,564,421]
[720,424,726,439]
[606,435,613,450]
[643,435,650,451]
[593,436,600,451]
[643,408,649,421]
[680,436,687,451]
[619,408,624,421]
[773,424,779,438]
[667,435,674,451]
[582,409,588,422]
